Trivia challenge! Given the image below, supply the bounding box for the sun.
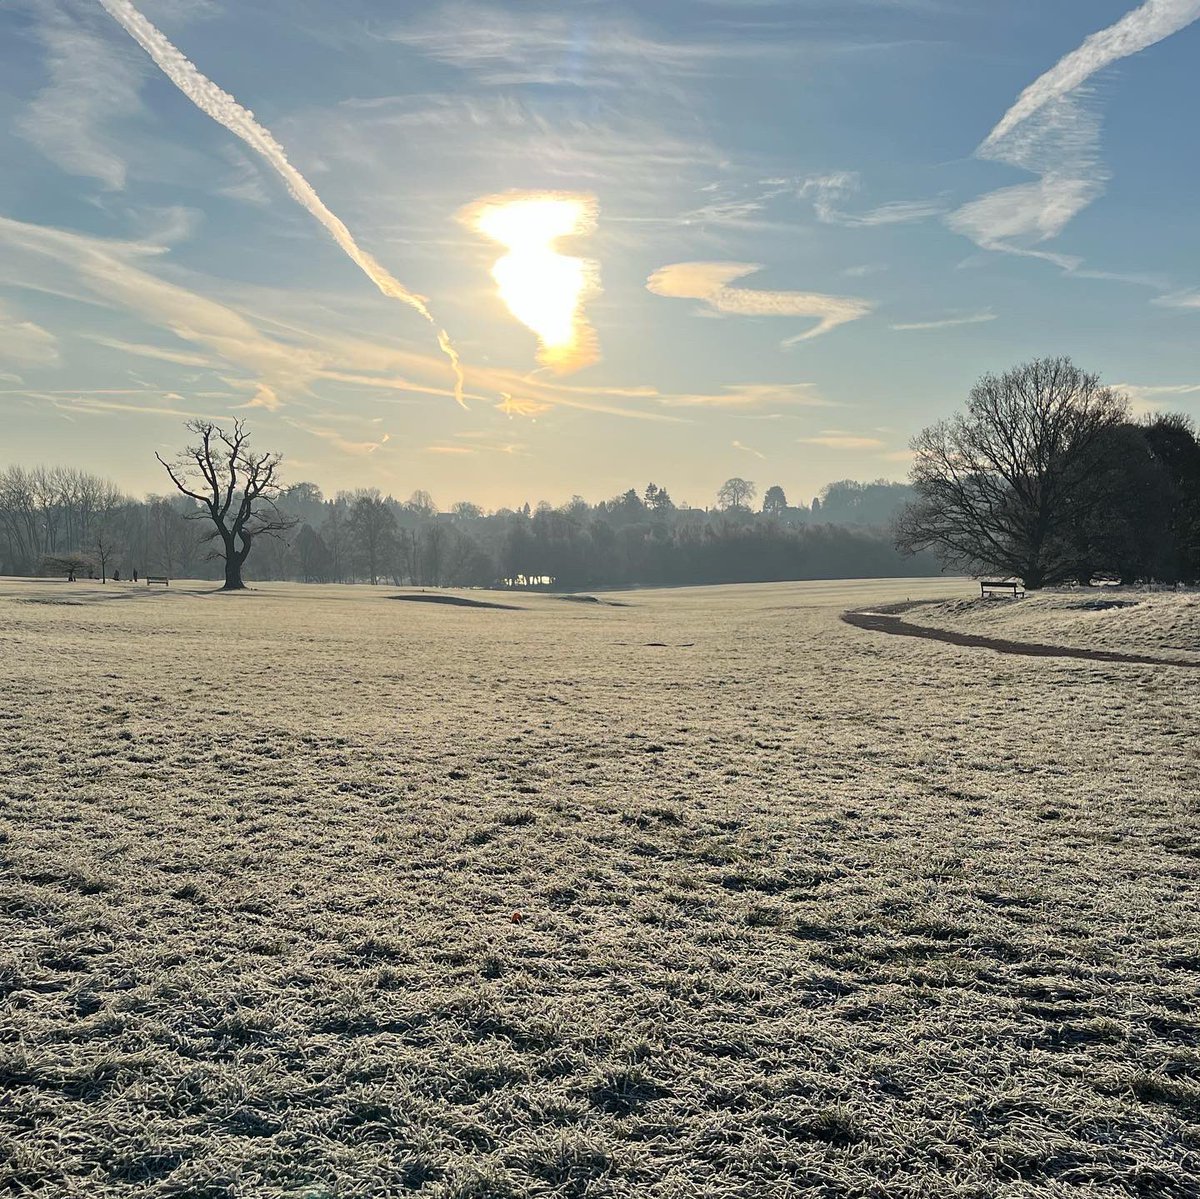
[464,192,599,373]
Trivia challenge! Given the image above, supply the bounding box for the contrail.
[98,0,465,406]
[982,0,1200,149]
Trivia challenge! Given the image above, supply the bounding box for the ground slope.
[1,577,1197,1198]
[904,590,1200,663]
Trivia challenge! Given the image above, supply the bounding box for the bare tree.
[895,358,1128,588]
[92,517,120,584]
[717,477,757,512]
[349,489,396,585]
[405,489,438,518]
[157,420,295,591]
[395,527,421,585]
[421,521,448,586]
[147,497,191,578]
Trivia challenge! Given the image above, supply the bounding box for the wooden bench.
[980,579,1024,599]
[145,576,170,587]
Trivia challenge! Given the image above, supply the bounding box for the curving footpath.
[842,605,1200,669]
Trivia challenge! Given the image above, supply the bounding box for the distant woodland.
[0,469,942,589]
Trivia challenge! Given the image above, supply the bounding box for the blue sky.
[1,0,1198,509]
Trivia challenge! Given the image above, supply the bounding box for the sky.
[1,0,1198,511]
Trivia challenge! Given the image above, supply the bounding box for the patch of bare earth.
[0,577,1197,1197]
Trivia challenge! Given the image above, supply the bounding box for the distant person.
[113,568,121,582]
[67,569,76,583]
[133,569,138,583]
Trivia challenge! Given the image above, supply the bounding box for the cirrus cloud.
[646,261,873,341]
[0,302,60,368]
[797,432,886,450]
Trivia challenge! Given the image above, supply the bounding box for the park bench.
[145,576,170,587]
[980,579,1024,599]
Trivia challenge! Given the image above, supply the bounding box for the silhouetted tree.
[718,477,757,511]
[819,479,914,526]
[1144,413,1200,582]
[762,485,788,516]
[406,490,438,518]
[349,489,396,584]
[294,524,332,583]
[1069,424,1175,583]
[91,516,120,584]
[896,358,1128,588]
[648,485,675,514]
[157,419,295,591]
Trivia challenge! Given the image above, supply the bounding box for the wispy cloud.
[216,146,273,207]
[655,382,835,409]
[646,262,872,341]
[1115,380,1200,416]
[285,420,391,457]
[947,97,1103,265]
[798,173,945,227]
[386,3,776,92]
[16,5,144,190]
[890,311,996,331]
[0,302,60,367]
[0,214,323,400]
[497,393,553,418]
[797,432,886,450]
[731,439,766,459]
[13,388,201,420]
[98,0,464,402]
[1154,290,1200,310]
[83,334,212,367]
[0,215,743,428]
[949,1,1200,261]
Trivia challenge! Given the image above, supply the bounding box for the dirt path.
[842,606,1200,668]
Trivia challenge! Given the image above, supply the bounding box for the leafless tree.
[421,521,448,587]
[395,527,421,585]
[895,358,1128,588]
[717,477,757,512]
[349,489,396,585]
[405,489,438,518]
[147,497,191,578]
[91,517,120,584]
[157,420,295,590]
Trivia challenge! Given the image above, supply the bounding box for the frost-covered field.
[904,589,1200,663]
[2,575,1198,1199]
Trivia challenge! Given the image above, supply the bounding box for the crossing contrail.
[98,0,465,406]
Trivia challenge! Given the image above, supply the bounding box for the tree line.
[0,420,939,589]
[18,356,1181,595]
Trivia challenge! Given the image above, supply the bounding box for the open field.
[1,576,1198,1198]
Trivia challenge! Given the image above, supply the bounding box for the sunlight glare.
[467,192,599,373]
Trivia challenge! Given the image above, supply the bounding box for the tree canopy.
[896,358,1200,587]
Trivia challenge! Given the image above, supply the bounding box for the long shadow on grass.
[843,603,1200,668]
[390,593,523,610]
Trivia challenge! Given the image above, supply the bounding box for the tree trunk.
[223,556,246,590]
[222,535,246,590]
